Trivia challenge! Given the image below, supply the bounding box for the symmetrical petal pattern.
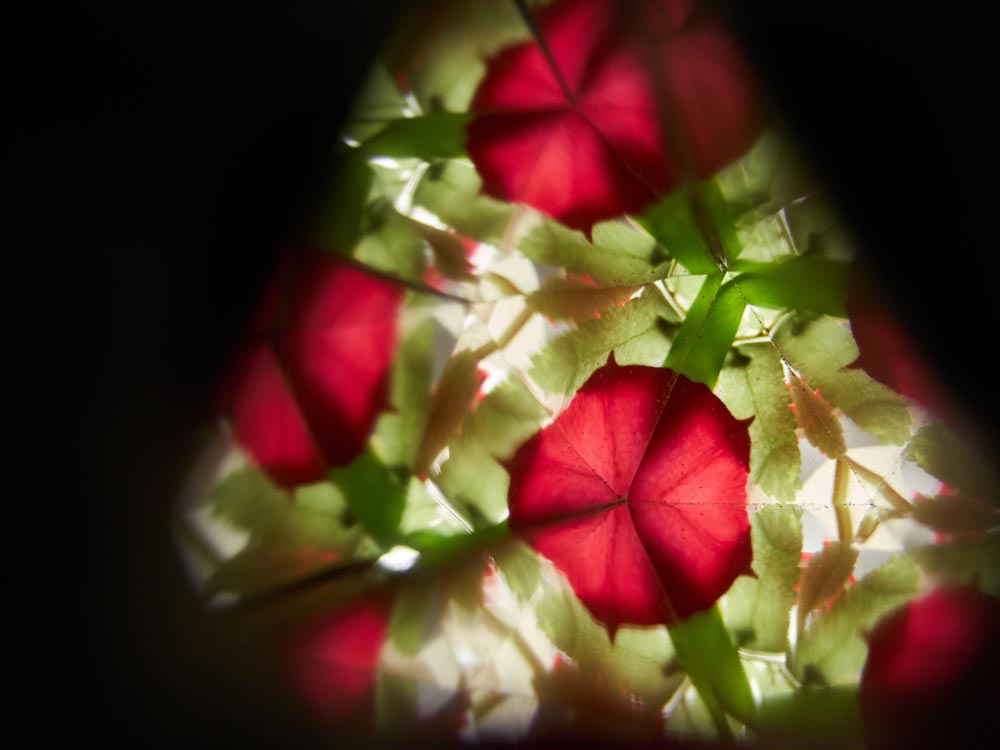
[507,358,751,634]
[467,0,761,232]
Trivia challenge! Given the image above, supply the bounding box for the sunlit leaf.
[911,535,1000,596]
[906,422,998,504]
[724,504,803,651]
[355,204,427,282]
[911,494,1000,534]
[775,314,910,444]
[665,274,745,388]
[669,605,754,723]
[359,113,471,160]
[797,542,858,624]
[526,278,638,321]
[636,181,737,273]
[413,159,513,243]
[415,350,482,474]
[206,469,363,597]
[716,344,801,501]
[519,219,671,286]
[531,289,678,394]
[342,63,409,143]
[794,555,919,685]
[788,373,847,459]
[330,448,407,545]
[732,256,850,316]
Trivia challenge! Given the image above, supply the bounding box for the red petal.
[224,251,402,487]
[860,586,1000,747]
[467,0,761,232]
[289,596,392,727]
[508,358,750,630]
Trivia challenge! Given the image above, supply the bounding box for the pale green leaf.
[535,575,679,708]
[519,219,671,286]
[526,278,638,321]
[716,132,810,217]
[531,289,678,394]
[755,685,862,742]
[491,540,541,602]
[906,422,998,503]
[725,505,803,651]
[206,470,362,597]
[774,314,911,444]
[388,579,440,657]
[355,204,426,281]
[413,160,512,243]
[797,541,858,624]
[911,494,1000,534]
[716,344,801,501]
[788,373,847,458]
[342,63,409,143]
[912,535,1000,596]
[784,196,856,261]
[359,113,471,160]
[794,555,919,685]
[415,349,482,474]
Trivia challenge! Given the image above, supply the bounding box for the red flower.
[467,0,761,233]
[507,357,751,636]
[288,595,392,728]
[860,586,1000,748]
[220,250,402,487]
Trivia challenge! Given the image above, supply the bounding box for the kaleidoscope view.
[173,1,1000,746]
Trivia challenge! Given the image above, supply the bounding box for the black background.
[31,0,997,746]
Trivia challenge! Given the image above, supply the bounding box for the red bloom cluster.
[467,0,761,232]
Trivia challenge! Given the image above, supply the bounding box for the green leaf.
[526,278,638,321]
[794,555,919,685]
[715,132,809,217]
[206,470,362,597]
[374,672,419,735]
[401,0,530,112]
[306,152,375,252]
[408,220,474,280]
[359,113,472,160]
[755,685,862,742]
[388,579,440,657]
[635,181,737,273]
[535,572,680,709]
[530,289,678,394]
[788,373,847,459]
[415,349,482,474]
[665,275,746,389]
[724,505,804,651]
[906,422,998,503]
[911,494,1000,534]
[519,219,671,287]
[797,541,858,625]
[330,448,407,545]
[774,314,911,444]
[491,540,542,602]
[668,605,755,724]
[374,316,435,469]
[912,535,1000,596]
[413,160,512,243]
[342,63,409,143]
[716,344,801,501]
[784,196,856,261]
[355,204,426,281]
[732,257,850,316]
[434,376,546,524]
